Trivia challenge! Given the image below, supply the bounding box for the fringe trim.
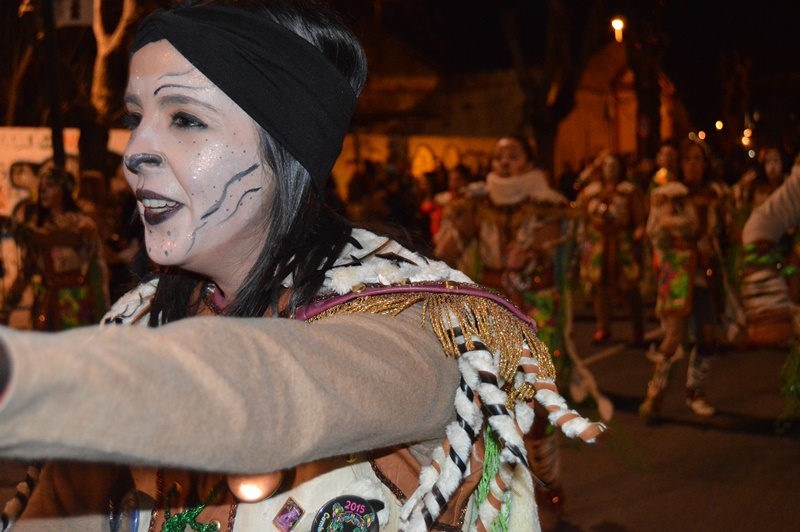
[305,291,556,404]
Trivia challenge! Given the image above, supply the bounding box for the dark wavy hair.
[502,134,536,163]
[36,167,80,226]
[678,138,715,186]
[602,153,627,184]
[148,0,367,325]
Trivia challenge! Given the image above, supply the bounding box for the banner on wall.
[0,127,131,219]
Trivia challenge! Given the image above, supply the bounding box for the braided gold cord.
[306,291,556,406]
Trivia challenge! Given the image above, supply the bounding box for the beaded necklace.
[162,478,225,532]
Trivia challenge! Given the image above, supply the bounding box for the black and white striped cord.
[400,328,485,531]
[1,464,40,531]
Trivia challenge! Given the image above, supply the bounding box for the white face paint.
[123,40,271,296]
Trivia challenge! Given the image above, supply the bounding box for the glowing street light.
[611,18,624,42]
[698,131,706,140]
[715,120,724,130]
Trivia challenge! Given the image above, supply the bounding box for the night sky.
[660,0,800,131]
[376,0,800,146]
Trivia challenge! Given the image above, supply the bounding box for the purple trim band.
[294,281,537,332]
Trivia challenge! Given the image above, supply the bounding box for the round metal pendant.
[226,471,284,502]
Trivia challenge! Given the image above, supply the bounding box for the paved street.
[558,307,800,532]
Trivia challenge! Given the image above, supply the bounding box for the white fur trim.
[345,477,391,526]
[651,181,688,199]
[515,402,535,434]
[476,462,513,530]
[486,170,549,206]
[101,278,158,326]
[535,385,605,441]
[507,463,540,531]
[325,229,472,294]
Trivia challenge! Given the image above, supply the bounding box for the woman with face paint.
[0,2,602,531]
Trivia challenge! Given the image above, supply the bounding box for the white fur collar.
[322,228,472,295]
[485,169,548,206]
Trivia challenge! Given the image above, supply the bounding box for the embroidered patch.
[272,497,305,532]
[311,495,379,531]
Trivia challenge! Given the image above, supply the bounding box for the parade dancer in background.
[0,167,108,330]
[739,157,800,428]
[640,139,727,420]
[435,135,607,531]
[577,153,647,345]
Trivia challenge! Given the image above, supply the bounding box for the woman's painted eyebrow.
[154,83,203,96]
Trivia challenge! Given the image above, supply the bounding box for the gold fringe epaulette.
[305,288,555,406]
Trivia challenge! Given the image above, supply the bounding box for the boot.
[686,347,715,416]
[686,387,716,417]
[639,353,673,422]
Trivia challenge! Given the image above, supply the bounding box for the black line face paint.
[185,182,262,255]
[123,40,272,293]
[201,163,259,220]
[215,187,263,225]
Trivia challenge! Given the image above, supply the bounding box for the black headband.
[131,6,358,194]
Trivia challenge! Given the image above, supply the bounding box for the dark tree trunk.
[499,0,605,174]
[626,3,667,161]
[80,0,143,175]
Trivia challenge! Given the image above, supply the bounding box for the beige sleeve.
[0,307,459,474]
[742,172,800,244]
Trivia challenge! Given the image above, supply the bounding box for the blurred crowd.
[3,135,799,405]
[335,136,800,424]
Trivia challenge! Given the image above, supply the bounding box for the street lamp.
[611,18,624,43]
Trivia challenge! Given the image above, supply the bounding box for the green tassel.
[492,500,510,532]
[162,480,224,532]
[474,427,510,532]
[475,426,500,507]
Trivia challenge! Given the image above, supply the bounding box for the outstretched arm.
[0,308,458,474]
